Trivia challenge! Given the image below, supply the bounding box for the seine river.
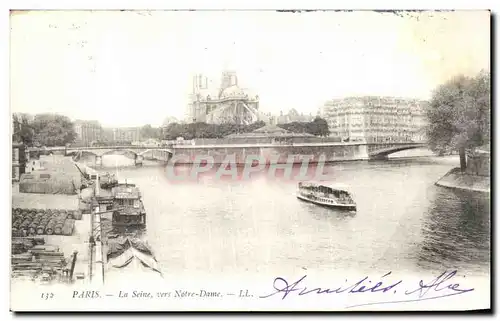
[97,152,490,277]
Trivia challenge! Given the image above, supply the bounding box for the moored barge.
[110,180,147,227]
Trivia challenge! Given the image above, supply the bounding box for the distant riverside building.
[134,138,161,147]
[112,127,141,143]
[320,96,428,142]
[12,113,34,130]
[270,109,315,125]
[73,120,102,146]
[186,71,267,125]
[101,128,115,142]
[12,142,27,182]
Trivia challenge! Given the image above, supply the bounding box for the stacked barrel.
[12,208,82,237]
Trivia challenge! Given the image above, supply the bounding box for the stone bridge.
[169,141,429,163]
[29,146,173,166]
[29,142,427,165]
[69,146,173,165]
[366,142,427,160]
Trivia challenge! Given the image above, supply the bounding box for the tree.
[278,117,330,137]
[31,114,77,147]
[246,121,266,132]
[426,70,490,170]
[308,117,330,137]
[12,113,34,145]
[161,120,267,140]
[140,124,161,140]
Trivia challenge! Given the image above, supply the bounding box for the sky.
[10,10,490,127]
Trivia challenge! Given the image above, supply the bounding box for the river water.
[97,153,490,278]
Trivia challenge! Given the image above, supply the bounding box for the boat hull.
[100,182,118,189]
[112,222,146,228]
[296,194,356,211]
[111,210,147,228]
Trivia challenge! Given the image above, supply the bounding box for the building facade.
[101,128,115,142]
[73,120,102,146]
[186,71,266,125]
[12,142,27,181]
[112,127,141,143]
[270,109,315,125]
[321,96,428,143]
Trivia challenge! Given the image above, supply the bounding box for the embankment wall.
[171,144,369,164]
[435,167,490,193]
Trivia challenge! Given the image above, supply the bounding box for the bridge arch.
[67,148,139,158]
[67,150,100,161]
[368,143,428,160]
[65,146,173,163]
[100,149,140,158]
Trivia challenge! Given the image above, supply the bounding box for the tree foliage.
[140,124,161,140]
[278,117,330,137]
[12,113,34,145]
[162,121,266,140]
[31,114,77,147]
[161,117,330,140]
[426,70,490,154]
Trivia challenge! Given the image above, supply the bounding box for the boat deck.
[297,193,356,210]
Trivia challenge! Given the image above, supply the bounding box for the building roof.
[253,124,314,137]
[112,185,141,199]
[117,179,135,186]
[225,124,315,138]
[12,184,80,210]
[116,207,143,216]
[252,124,290,134]
[220,85,247,99]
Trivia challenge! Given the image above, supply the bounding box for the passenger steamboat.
[296,182,356,211]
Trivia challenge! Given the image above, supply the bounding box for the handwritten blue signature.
[259,270,474,308]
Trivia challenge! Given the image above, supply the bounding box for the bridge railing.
[27,145,173,152]
[28,141,426,153]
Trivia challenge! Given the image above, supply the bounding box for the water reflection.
[418,188,490,274]
[302,202,357,221]
[94,156,490,275]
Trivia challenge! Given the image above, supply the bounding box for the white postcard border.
[2,0,498,318]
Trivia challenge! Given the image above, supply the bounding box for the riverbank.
[11,182,92,284]
[435,167,490,193]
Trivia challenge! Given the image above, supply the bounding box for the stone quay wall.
[170,144,369,164]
